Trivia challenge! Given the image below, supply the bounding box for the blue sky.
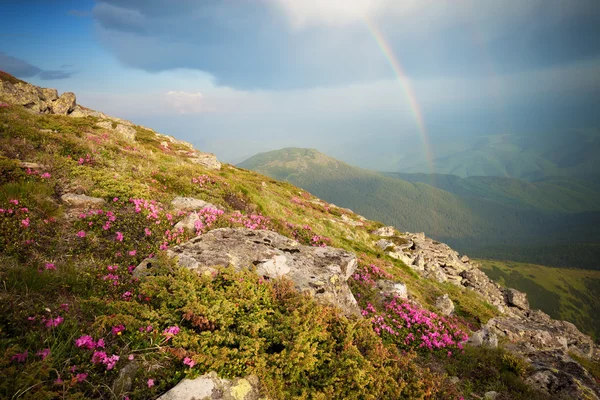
[1,0,599,168]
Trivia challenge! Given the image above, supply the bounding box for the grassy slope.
[239,148,600,270]
[478,259,600,340]
[0,82,564,399]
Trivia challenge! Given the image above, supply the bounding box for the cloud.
[0,52,75,80]
[0,52,41,77]
[165,91,206,114]
[92,0,600,89]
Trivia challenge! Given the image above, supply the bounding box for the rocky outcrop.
[50,92,76,115]
[134,228,359,316]
[188,151,222,170]
[0,79,76,115]
[373,228,600,398]
[158,371,262,400]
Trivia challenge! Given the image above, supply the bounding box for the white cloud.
[165,91,206,114]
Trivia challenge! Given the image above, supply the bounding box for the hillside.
[239,148,600,270]
[1,73,600,399]
[393,132,600,183]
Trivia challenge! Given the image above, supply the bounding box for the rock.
[96,120,113,130]
[171,197,219,212]
[483,391,498,400]
[51,92,76,115]
[460,255,470,263]
[372,226,396,237]
[0,80,47,112]
[115,124,136,141]
[466,327,498,348]
[134,228,359,316]
[174,212,201,232]
[505,288,529,310]
[19,161,47,170]
[341,214,363,226]
[112,361,138,395]
[376,280,408,299]
[61,193,105,208]
[449,376,460,385]
[189,151,221,170]
[434,294,455,316]
[158,371,262,400]
[41,88,58,102]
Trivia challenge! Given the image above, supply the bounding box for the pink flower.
[11,351,27,363]
[113,197,119,202]
[128,250,136,256]
[122,291,133,300]
[128,354,134,361]
[115,231,124,242]
[9,199,18,205]
[76,335,96,349]
[162,325,180,340]
[91,351,107,364]
[183,357,195,368]
[45,263,56,270]
[45,316,64,328]
[144,227,152,236]
[77,231,86,238]
[37,348,51,360]
[41,172,51,179]
[21,218,30,227]
[96,338,105,348]
[147,379,155,388]
[75,373,87,382]
[112,324,125,336]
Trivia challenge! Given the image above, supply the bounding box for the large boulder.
[158,371,262,400]
[51,92,76,115]
[134,228,360,316]
[0,80,47,112]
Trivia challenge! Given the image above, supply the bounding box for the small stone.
[157,371,262,400]
[435,294,455,316]
[61,193,105,208]
[466,327,498,348]
[189,151,222,170]
[376,280,408,299]
[96,120,113,130]
[484,391,498,400]
[372,226,396,237]
[171,197,219,212]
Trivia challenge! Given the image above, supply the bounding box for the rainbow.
[363,16,436,175]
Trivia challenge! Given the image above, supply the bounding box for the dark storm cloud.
[92,0,600,89]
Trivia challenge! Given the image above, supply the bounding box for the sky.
[1,0,600,169]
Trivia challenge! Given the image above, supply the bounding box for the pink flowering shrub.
[362,299,468,354]
[284,223,330,247]
[191,174,219,188]
[229,211,271,230]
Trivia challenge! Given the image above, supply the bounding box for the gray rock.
[376,280,408,299]
[61,193,105,208]
[134,228,359,316]
[96,120,113,130]
[372,226,396,237]
[115,124,136,141]
[112,361,138,395]
[41,88,58,102]
[483,391,498,400]
[189,151,221,170]
[171,197,219,212]
[506,288,529,310]
[434,294,455,316]
[466,327,498,348]
[51,92,76,115]
[158,371,262,400]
